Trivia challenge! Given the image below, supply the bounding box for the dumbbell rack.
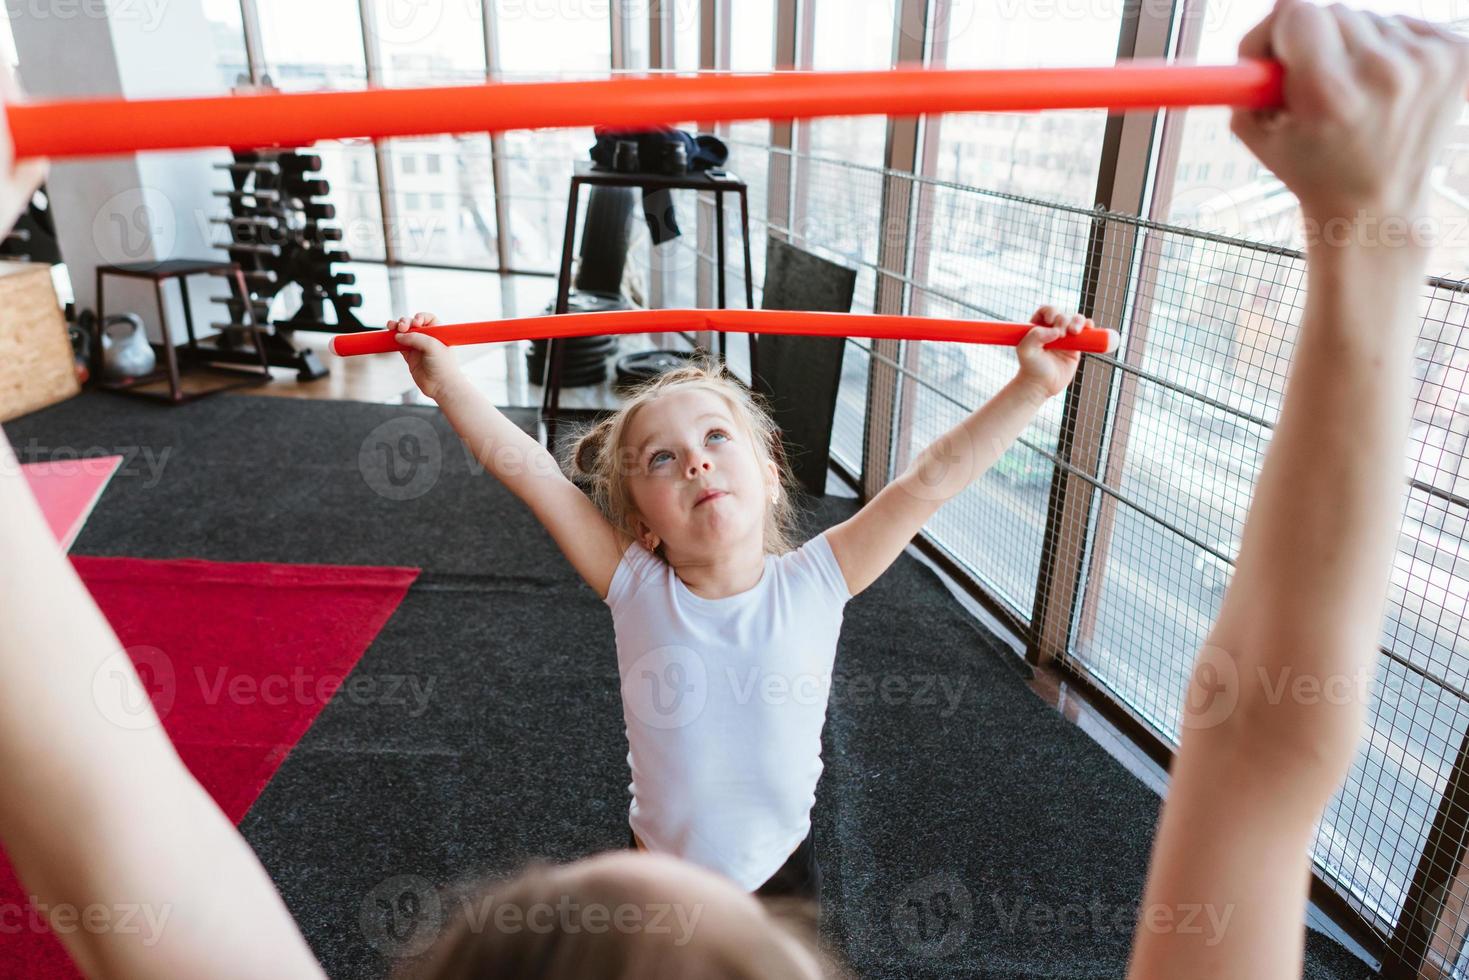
[208,149,367,380]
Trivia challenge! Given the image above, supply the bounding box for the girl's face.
[621,387,777,559]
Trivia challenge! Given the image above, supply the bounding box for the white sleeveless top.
[604,532,852,890]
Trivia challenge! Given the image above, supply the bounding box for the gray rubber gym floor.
[2,392,1379,979]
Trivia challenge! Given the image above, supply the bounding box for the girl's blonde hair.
[564,357,800,557]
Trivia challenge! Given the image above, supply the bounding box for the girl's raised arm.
[824,308,1087,597]
[393,316,628,598]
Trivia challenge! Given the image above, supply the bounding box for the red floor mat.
[0,556,419,977]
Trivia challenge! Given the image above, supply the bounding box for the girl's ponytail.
[567,414,615,484]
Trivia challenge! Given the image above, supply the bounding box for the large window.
[253,0,386,260]
[930,0,1119,204]
[220,0,612,272]
[370,0,498,267]
[255,0,367,90]
[798,0,894,282]
[651,0,704,311]
[904,189,1097,612]
[806,0,893,163]
[896,1,1125,612]
[671,0,699,71]
[725,0,781,147]
[713,0,778,381]
[492,0,610,271]
[1164,0,1469,281]
[792,0,894,470]
[1070,217,1469,951]
[385,135,498,267]
[200,0,248,89]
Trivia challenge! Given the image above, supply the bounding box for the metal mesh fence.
[1075,229,1307,736]
[710,132,1469,971]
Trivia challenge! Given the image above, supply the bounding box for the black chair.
[751,238,857,498]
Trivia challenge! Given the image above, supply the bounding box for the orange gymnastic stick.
[6,61,1283,160]
[330,310,1120,358]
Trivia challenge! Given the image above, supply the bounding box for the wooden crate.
[0,262,79,423]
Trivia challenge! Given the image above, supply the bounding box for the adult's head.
[409,851,834,979]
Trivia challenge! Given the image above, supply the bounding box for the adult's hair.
[405,860,832,979]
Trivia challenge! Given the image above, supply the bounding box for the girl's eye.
[648,430,725,468]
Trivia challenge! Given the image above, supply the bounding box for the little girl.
[391,307,1092,902]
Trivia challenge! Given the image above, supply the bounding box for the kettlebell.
[100,313,156,381]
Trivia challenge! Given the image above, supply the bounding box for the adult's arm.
[0,431,325,979]
[1128,4,1469,976]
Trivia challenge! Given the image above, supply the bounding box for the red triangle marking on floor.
[0,556,420,978]
[21,456,122,550]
